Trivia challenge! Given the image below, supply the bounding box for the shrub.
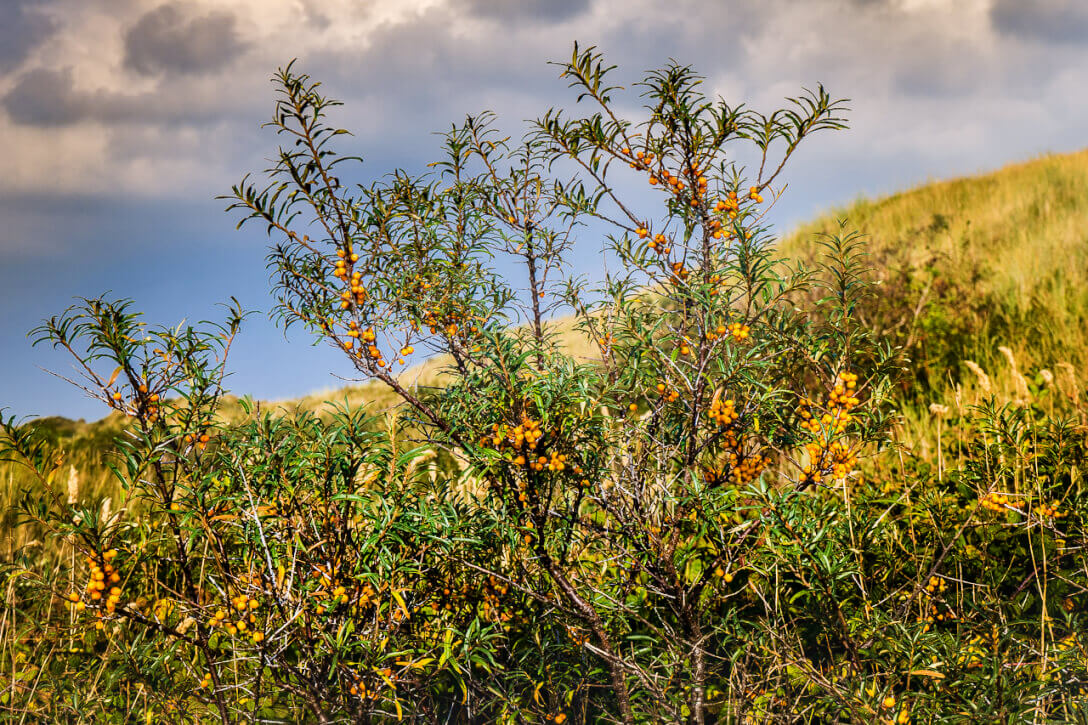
[225,44,902,721]
[3,45,1085,724]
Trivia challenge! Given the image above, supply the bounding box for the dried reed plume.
[998,346,1031,404]
[964,361,991,394]
[66,465,79,505]
[1056,362,1079,401]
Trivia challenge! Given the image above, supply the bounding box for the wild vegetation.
[782,148,1088,395]
[1,48,1086,723]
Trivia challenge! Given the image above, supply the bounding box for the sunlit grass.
[781,148,1088,380]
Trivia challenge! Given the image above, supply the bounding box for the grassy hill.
[781,149,1088,391]
[258,315,599,418]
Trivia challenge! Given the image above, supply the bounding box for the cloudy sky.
[2,0,1086,420]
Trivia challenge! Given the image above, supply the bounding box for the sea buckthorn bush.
[3,299,513,721]
[221,46,898,721]
[3,46,1086,724]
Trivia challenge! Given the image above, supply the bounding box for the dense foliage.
[2,47,1086,724]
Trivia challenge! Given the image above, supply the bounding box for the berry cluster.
[488,417,542,451]
[484,416,573,473]
[107,382,163,421]
[307,563,379,617]
[183,431,213,451]
[726,323,750,342]
[529,451,568,473]
[638,228,671,256]
[799,440,857,484]
[723,450,768,484]
[705,450,768,487]
[209,592,263,643]
[437,580,470,613]
[479,574,513,623]
[919,602,957,632]
[332,247,367,310]
[68,549,122,625]
[919,576,957,632]
[707,397,739,428]
[421,307,481,339]
[347,667,396,700]
[655,383,680,403]
[713,193,740,218]
[980,492,1016,512]
[924,575,948,596]
[1033,500,1067,519]
[343,323,388,368]
[799,373,859,436]
[706,322,750,343]
[797,372,861,485]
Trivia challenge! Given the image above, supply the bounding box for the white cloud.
[0,0,1083,214]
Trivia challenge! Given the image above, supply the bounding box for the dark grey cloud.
[455,0,591,23]
[991,0,1088,44]
[2,67,85,125]
[123,2,246,76]
[1,66,249,127]
[296,0,334,30]
[0,1,59,73]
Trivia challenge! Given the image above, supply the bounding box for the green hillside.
[781,149,1088,391]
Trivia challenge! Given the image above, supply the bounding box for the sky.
[2,0,1087,421]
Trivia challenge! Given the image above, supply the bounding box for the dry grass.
[780,148,1088,374]
[255,314,600,418]
[772,149,1088,461]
